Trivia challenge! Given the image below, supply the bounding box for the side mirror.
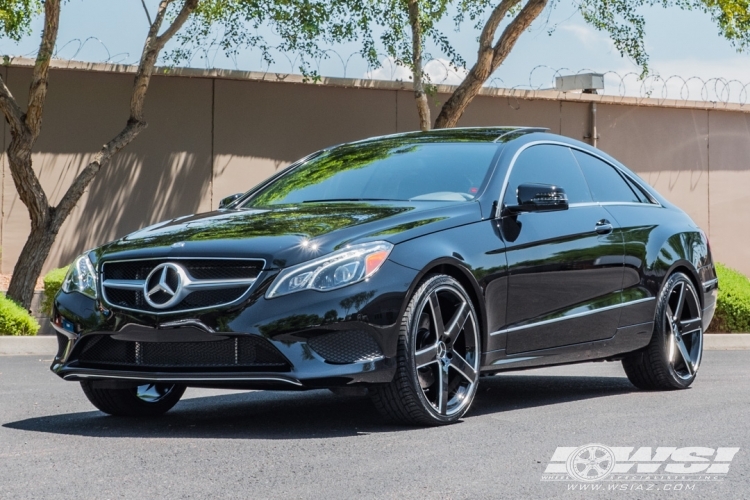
[219,193,243,209]
[503,183,568,215]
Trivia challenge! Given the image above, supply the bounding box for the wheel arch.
[401,257,488,352]
[662,261,704,309]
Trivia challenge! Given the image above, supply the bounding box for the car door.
[571,149,660,328]
[501,144,625,354]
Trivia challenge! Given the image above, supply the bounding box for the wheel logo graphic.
[566,444,616,482]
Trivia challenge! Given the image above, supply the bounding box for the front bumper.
[51,260,418,389]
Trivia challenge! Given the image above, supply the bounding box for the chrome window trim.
[495,140,662,218]
[567,202,663,208]
[489,297,656,336]
[493,127,550,142]
[99,257,267,316]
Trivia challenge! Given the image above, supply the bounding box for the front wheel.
[370,274,481,425]
[622,272,703,390]
[81,381,186,416]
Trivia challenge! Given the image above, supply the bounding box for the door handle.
[595,219,614,235]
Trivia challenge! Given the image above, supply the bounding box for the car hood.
[95,201,481,269]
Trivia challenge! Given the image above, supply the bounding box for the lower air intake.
[308,330,383,364]
[76,335,289,371]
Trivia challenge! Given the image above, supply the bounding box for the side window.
[623,175,656,204]
[572,150,640,203]
[503,145,592,206]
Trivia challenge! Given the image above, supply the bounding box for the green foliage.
[0,0,40,41]
[0,293,39,335]
[579,0,650,75]
[578,0,750,75]
[709,263,750,333]
[42,266,68,316]
[699,0,750,50]
[168,0,360,77]
[347,0,467,81]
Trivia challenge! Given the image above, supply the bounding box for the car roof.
[348,126,550,146]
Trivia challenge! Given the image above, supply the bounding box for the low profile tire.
[622,272,704,390]
[81,381,186,417]
[371,274,481,426]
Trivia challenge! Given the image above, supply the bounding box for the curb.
[703,333,750,350]
[0,336,57,356]
[1,333,749,356]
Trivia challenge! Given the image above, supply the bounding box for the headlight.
[266,241,393,298]
[61,253,98,299]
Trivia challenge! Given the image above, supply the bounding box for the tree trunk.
[6,215,58,309]
[1,0,197,310]
[407,0,431,131]
[433,0,547,129]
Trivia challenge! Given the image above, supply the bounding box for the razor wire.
[4,38,750,106]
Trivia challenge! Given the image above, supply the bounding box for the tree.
[702,0,750,49]
[349,0,750,130]
[0,0,360,309]
[0,0,201,308]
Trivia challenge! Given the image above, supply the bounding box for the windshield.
[241,141,499,207]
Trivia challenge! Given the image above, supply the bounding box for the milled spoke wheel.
[665,281,703,380]
[81,381,186,417]
[370,275,481,425]
[622,272,703,390]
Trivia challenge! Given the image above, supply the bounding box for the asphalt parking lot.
[0,351,748,499]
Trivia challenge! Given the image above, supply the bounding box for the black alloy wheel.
[623,272,703,390]
[371,274,481,425]
[81,381,187,417]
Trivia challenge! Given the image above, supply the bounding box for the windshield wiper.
[301,198,400,203]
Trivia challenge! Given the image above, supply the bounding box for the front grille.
[308,330,383,364]
[100,258,264,314]
[103,259,261,281]
[76,335,289,371]
[104,287,249,313]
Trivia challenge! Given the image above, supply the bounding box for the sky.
[1,0,749,103]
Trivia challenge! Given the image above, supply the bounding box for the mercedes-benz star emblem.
[144,263,186,309]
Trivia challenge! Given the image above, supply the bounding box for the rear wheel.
[622,272,703,390]
[81,381,186,416]
[371,274,481,425]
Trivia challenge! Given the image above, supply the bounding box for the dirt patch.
[0,275,46,291]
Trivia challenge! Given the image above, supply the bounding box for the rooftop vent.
[555,73,604,94]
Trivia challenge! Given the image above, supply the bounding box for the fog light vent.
[308,330,383,364]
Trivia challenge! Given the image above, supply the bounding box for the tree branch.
[25,0,60,140]
[0,0,60,227]
[434,0,546,129]
[131,0,198,122]
[490,0,548,73]
[0,74,27,134]
[478,0,520,52]
[140,0,153,26]
[407,0,430,131]
[56,0,199,224]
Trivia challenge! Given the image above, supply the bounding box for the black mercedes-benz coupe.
[51,126,717,425]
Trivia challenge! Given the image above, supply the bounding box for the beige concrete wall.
[595,105,710,231]
[2,66,213,274]
[706,111,750,271]
[1,62,748,277]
